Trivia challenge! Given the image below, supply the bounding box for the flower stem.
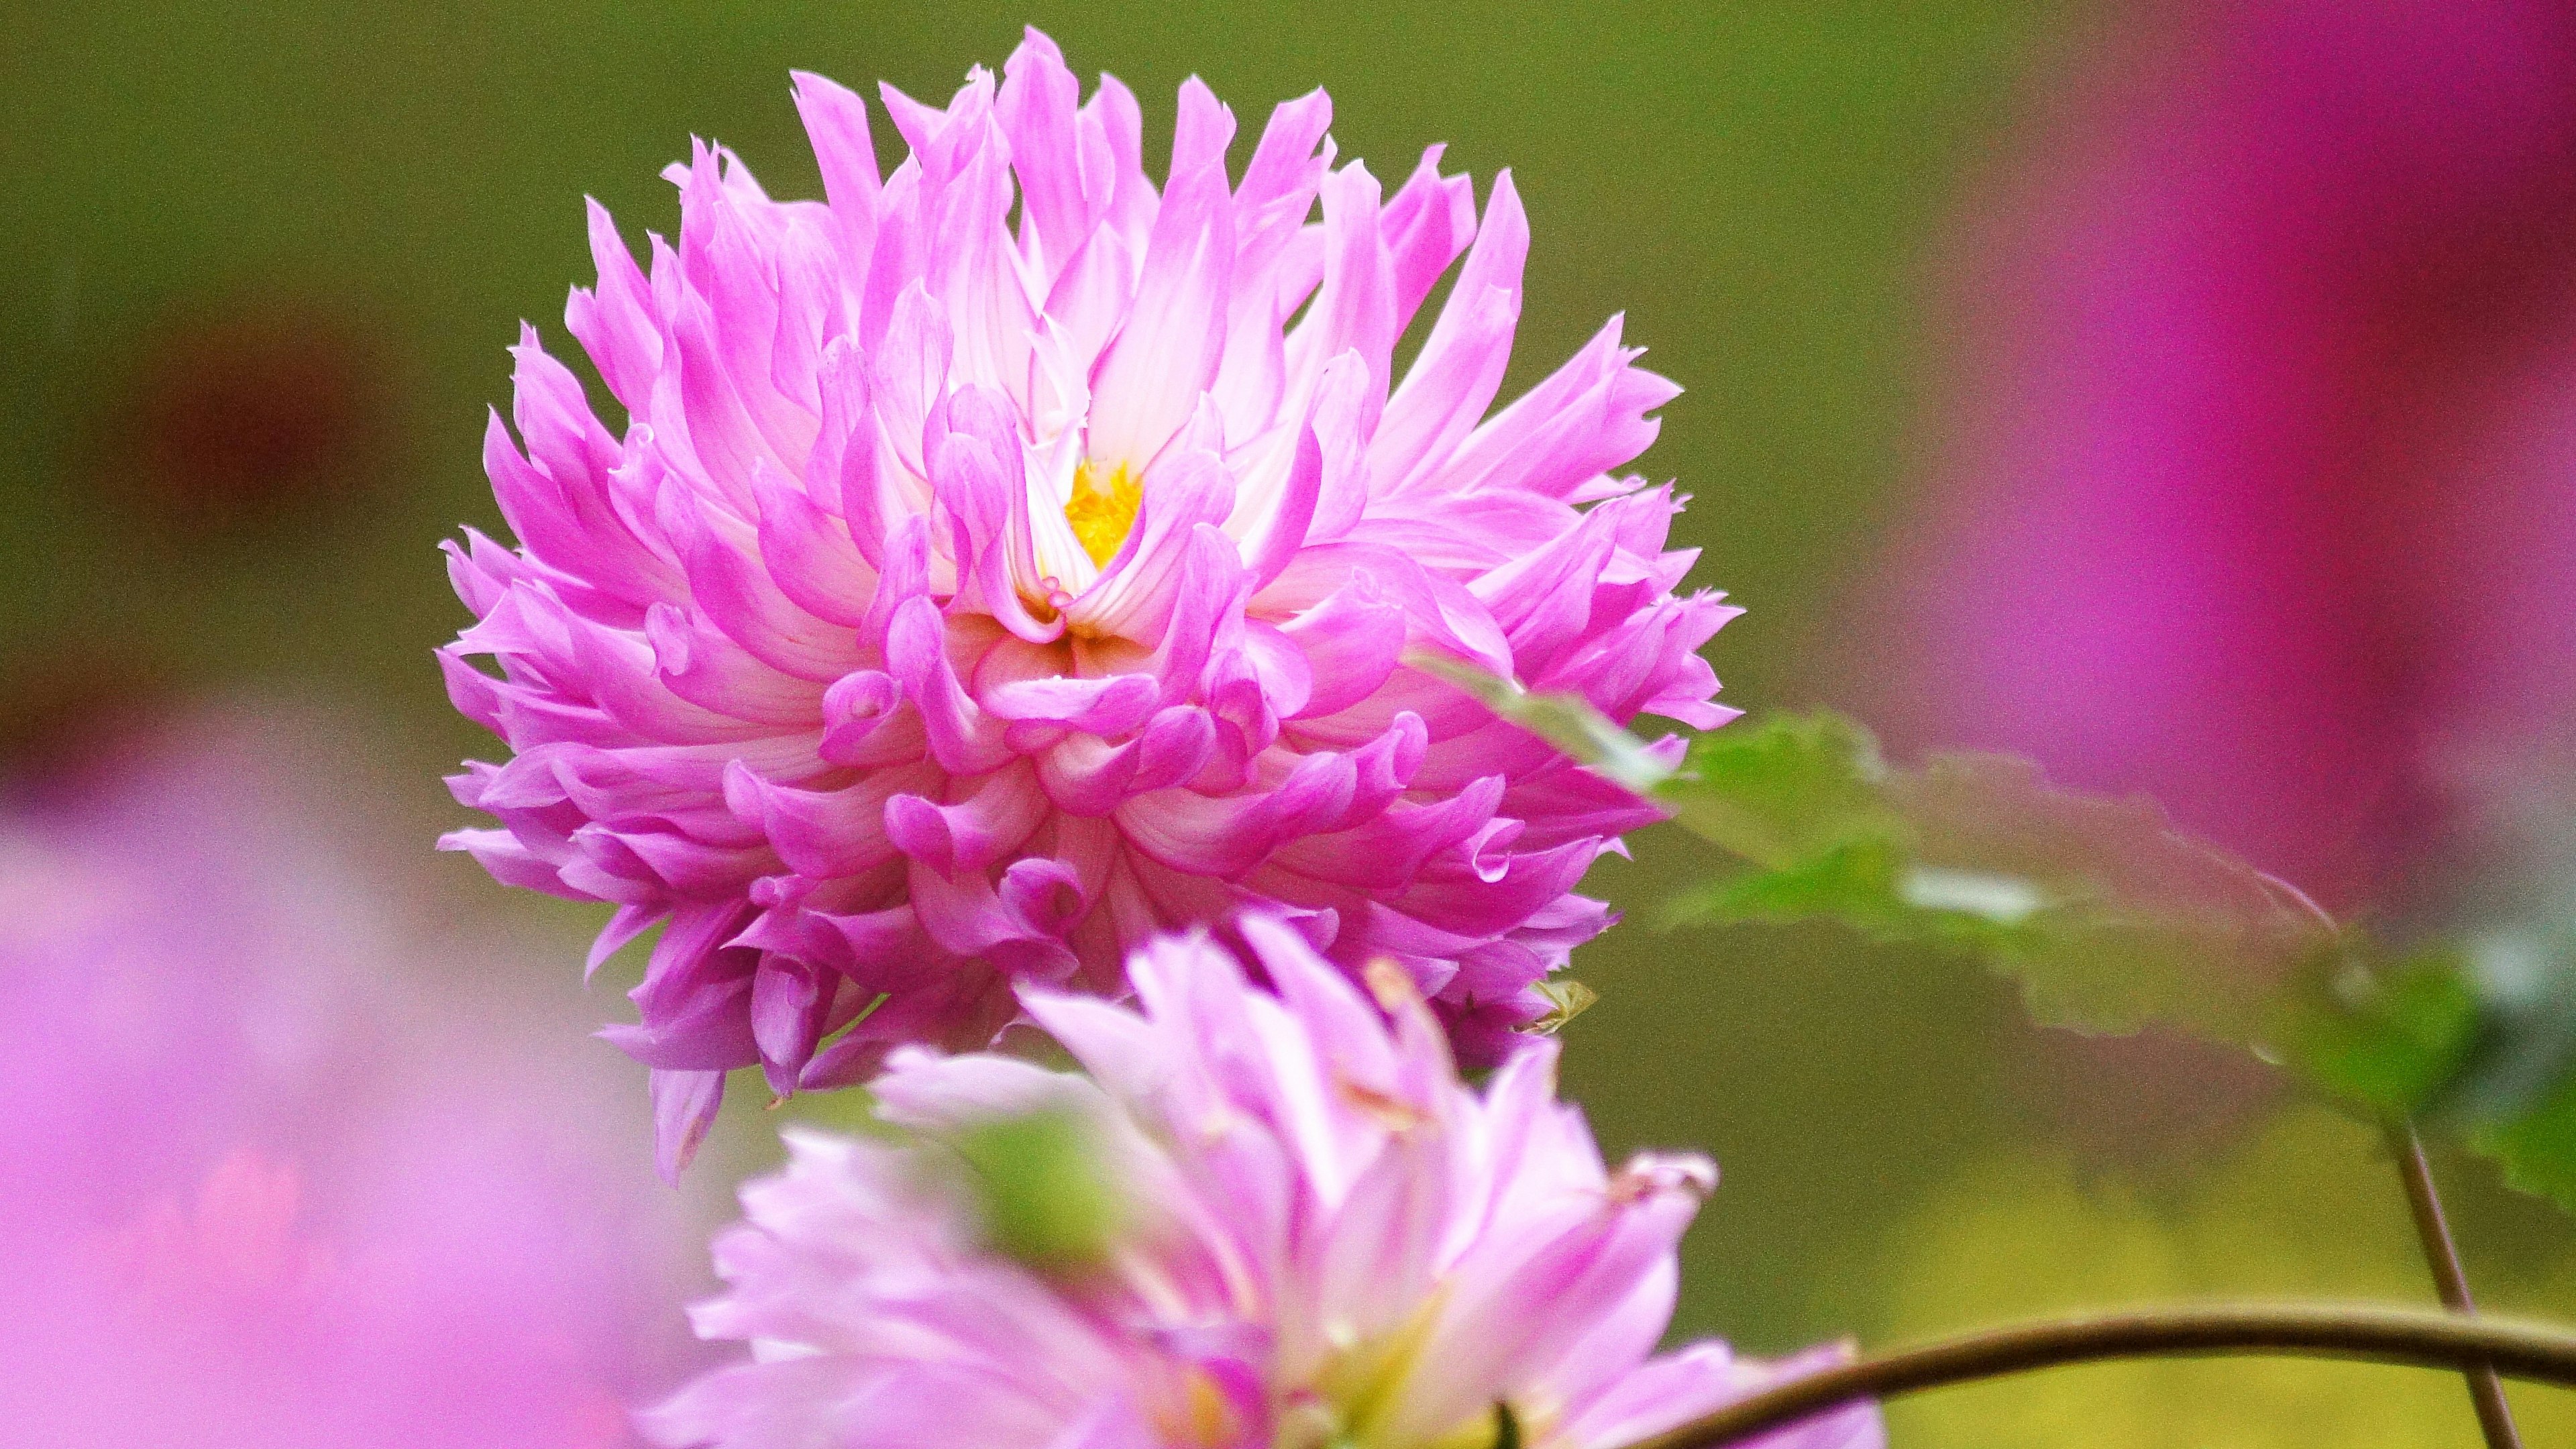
[1616,1304,2576,1449]
[2387,1120,2525,1449]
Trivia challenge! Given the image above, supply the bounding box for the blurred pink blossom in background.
[0,704,710,1448]
[1851,0,2576,905]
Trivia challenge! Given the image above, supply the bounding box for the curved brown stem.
[1617,1303,2576,1449]
[2389,1121,2524,1449]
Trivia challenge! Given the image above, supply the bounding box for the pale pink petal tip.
[642,923,1872,1449]
[440,24,1732,1167]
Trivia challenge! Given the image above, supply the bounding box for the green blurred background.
[4,3,2570,1442]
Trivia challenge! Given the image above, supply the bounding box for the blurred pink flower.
[441,27,1731,1171]
[0,704,710,1448]
[644,918,1875,1449]
[1847,0,2576,902]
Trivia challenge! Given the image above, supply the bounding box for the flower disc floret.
[438,28,1736,1173]
[643,922,1876,1449]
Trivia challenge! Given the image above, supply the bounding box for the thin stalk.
[1617,1303,2576,1449]
[2261,877,2524,1449]
[2388,1120,2524,1449]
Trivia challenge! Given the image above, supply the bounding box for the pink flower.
[0,703,712,1448]
[643,920,1876,1449]
[440,27,1733,1171]
[1844,0,2576,903]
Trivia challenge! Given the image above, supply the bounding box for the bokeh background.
[5,2,2575,1444]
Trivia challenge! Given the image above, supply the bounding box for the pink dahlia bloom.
[441,27,1732,1169]
[643,919,1876,1449]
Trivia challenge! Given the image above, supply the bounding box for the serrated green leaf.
[1436,668,2329,1041]
[2274,892,2576,1212]
[1660,838,1907,931]
[1658,710,1902,867]
[1430,658,2576,1214]
[1656,721,2325,1042]
[2479,1076,2576,1212]
[2278,945,2481,1114]
[2286,929,2576,1214]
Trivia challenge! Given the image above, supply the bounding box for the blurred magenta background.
[5,3,2575,1443]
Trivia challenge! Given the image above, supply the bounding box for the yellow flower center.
[1066,458,1144,568]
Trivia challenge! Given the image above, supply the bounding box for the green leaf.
[1435,667,2330,1040]
[1663,838,1911,933]
[1660,711,1902,867]
[1430,657,2576,1213]
[2480,1076,2576,1212]
[1656,724,2324,1042]
[2276,933,2576,1213]
[2455,934,2576,1210]
[2278,945,2480,1114]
